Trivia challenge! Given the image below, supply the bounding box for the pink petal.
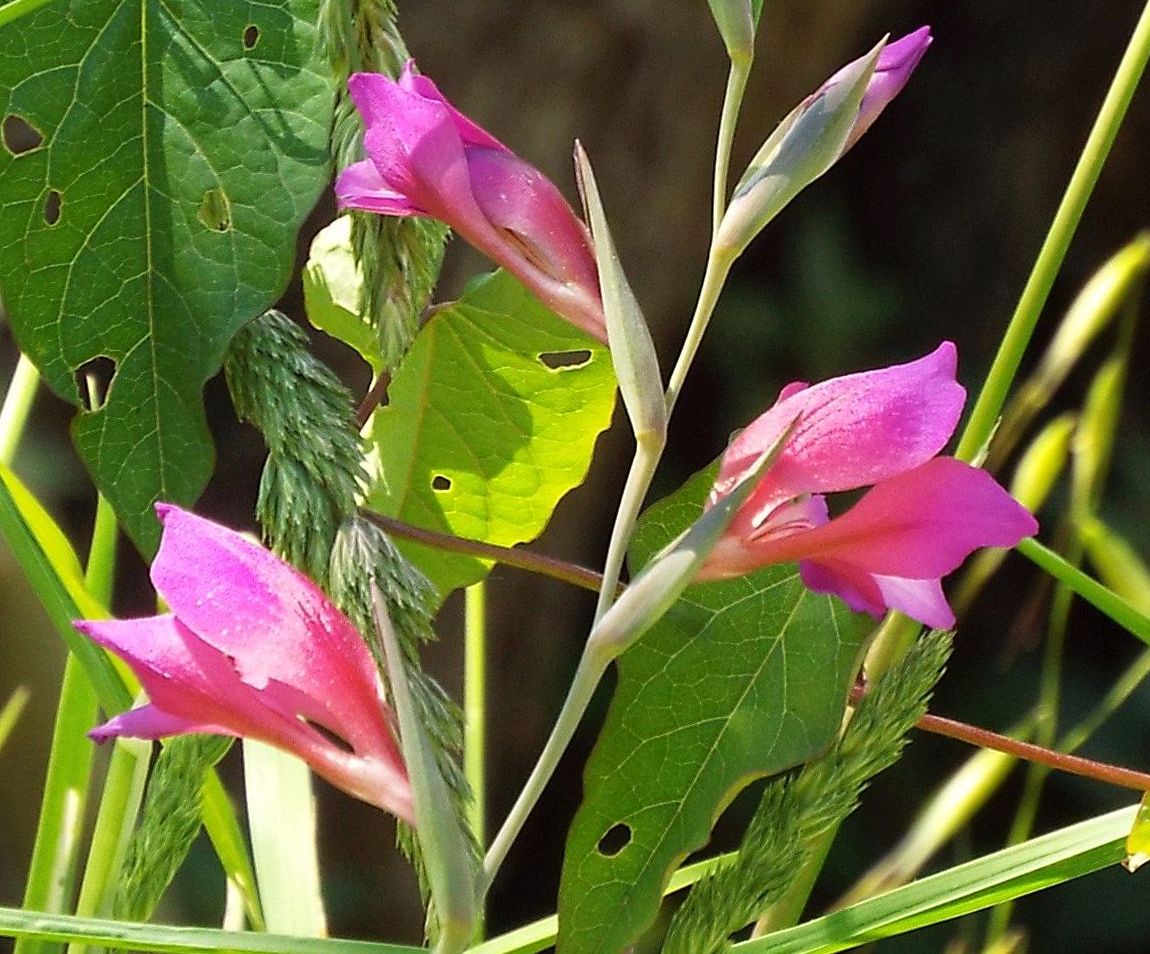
[850,27,933,146]
[78,612,413,822]
[90,705,234,742]
[715,342,965,523]
[149,505,389,756]
[799,559,886,617]
[467,147,598,289]
[800,560,955,629]
[347,72,491,235]
[398,61,507,152]
[77,616,317,753]
[335,160,426,216]
[766,458,1037,576]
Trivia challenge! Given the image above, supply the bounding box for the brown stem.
[848,683,1150,793]
[355,371,391,427]
[360,509,613,595]
[915,711,1150,792]
[370,509,1150,793]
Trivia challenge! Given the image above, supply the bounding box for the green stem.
[955,0,1150,463]
[592,433,664,624]
[465,581,487,850]
[0,354,40,463]
[67,738,151,954]
[712,59,752,236]
[83,495,118,606]
[15,657,97,954]
[664,249,736,420]
[464,580,488,941]
[0,0,53,29]
[481,648,611,891]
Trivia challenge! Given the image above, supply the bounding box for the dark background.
[3,1,1150,950]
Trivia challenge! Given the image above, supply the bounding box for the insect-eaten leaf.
[0,0,334,553]
[557,467,870,953]
[365,269,616,601]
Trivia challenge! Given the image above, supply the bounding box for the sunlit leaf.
[366,269,616,598]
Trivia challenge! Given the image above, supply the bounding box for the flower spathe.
[697,343,1038,629]
[76,505,413,823]
[336,62,606,343]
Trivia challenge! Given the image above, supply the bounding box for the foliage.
[2,3,1150,954]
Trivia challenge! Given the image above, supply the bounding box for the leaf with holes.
[366,269,616,598]
[0,1,333,552]
[557,467,869,953]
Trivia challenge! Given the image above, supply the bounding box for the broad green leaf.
[0,0,334,552]
[367,270,616,597]
[557,468,868,954]
[738,804,1137,953]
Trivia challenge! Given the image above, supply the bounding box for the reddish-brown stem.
[356,371,391,427]
[360,509,612,595]
[915,711,1150,792]
[371,509,1150,794]
[848,683,1150,793]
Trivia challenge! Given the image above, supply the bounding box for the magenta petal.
[335,160,426,216]
[849,27,932,148]
[777,458,1038,577]
[800,561,956,629]
[873,574,955,630]
[348,71,490,234]
[90,705,234,743]
[467,147,598,289]
[800,559,887,617]
[149,506,391,755]
[716,342,965,521]
[398,62,507,152]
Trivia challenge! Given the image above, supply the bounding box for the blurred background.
[3,0,1150,950]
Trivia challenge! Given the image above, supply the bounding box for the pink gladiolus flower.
[336,62,606,343]
[76,505,413,822]
[697,343,1038,629]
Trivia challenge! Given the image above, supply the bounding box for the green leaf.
[557,467,869,954]
[736,805,1137,953]
[302,216,385,376]
[0,0,334,552]
[366,270,616,597]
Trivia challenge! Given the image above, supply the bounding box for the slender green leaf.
[557,468,869,953]
[737,805,1138,953]
[0,686,30,751]
[0,0,334,551]
[367,270,616,598]
[0,907,423,954]
[243,741,327,936]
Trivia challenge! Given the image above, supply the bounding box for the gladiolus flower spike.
[75,505,413,823]
[336,62,606,343]
[697,343,1038,630]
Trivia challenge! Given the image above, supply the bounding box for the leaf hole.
[242,24,260,50]
[539,349,592,371]
[43,189,61,226]
[431,474,452,492]
[596,822,631,857]
[2,114,43,155]
[197,187,232,232]
[74,356,117,411]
